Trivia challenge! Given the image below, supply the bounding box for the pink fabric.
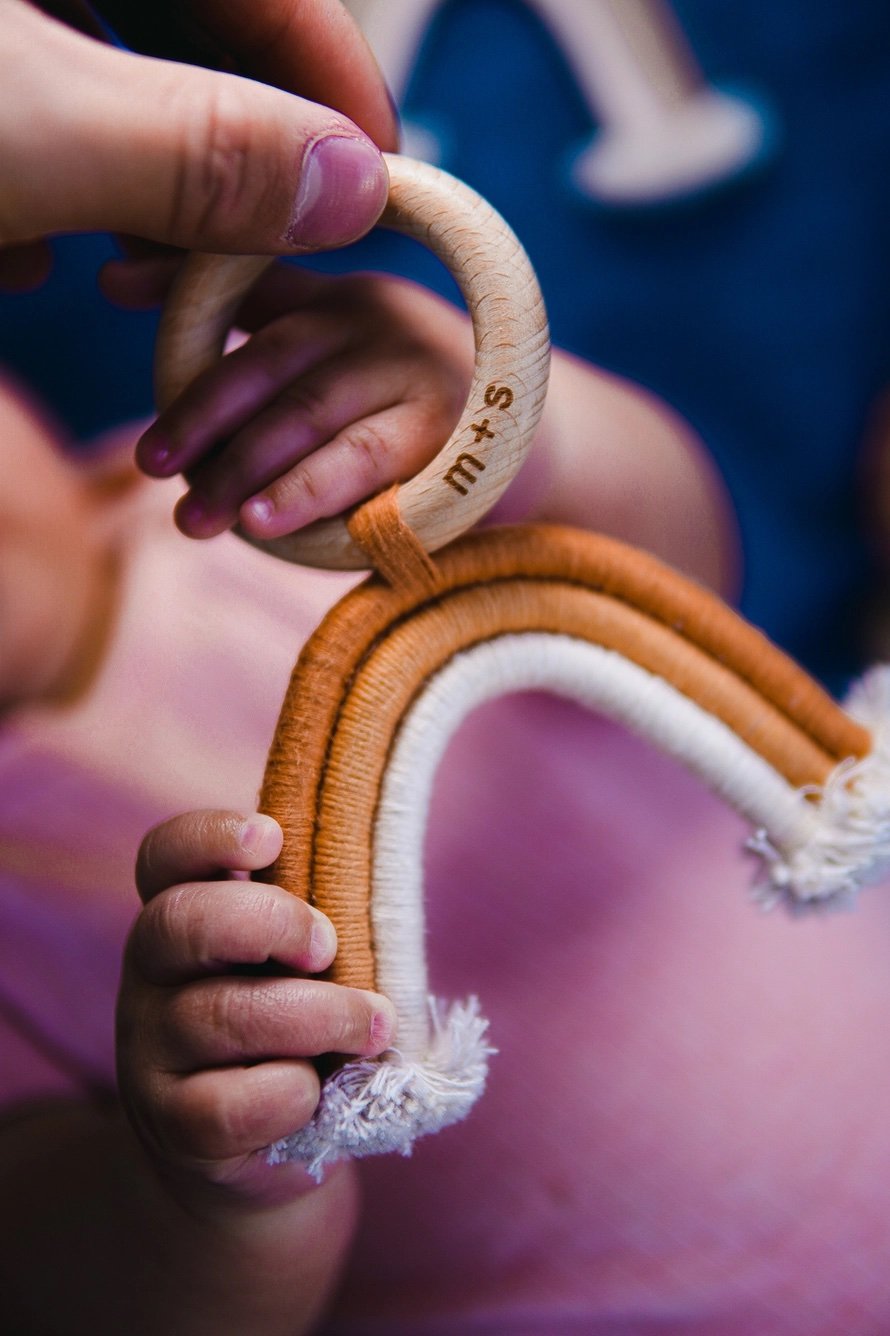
[326,697,890,1335]
[4,478,890,1330]
[0,477,352,1102]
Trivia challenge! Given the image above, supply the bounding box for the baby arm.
[138,266,737,593]
[0,810,395,1336]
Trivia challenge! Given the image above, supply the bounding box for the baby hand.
[116,810,396,1205]
[136,266,472,540]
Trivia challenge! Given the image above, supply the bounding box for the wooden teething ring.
[157,155,888,1177]
[156,153,550,567]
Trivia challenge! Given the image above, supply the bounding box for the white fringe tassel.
[266,996,493,1181]
[749,665,890,911]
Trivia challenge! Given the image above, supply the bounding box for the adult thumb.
[1,2,389,254]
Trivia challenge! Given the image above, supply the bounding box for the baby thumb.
[1,4,389,254]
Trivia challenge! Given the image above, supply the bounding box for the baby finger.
[151,1060,322,1164]
[158,976,397,1071]
[240,401,446,540]
[127,880,337,985]
[173,352,410,538]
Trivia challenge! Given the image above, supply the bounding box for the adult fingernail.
[285,135,388,250]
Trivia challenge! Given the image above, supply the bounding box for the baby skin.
[1,266,734,1333]
[132,260,736,594]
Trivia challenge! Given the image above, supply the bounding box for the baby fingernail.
[240,813,281,859]
[137,432,173,474]
[242,495,274,529]
[366,996,397,1051]
[176,491,205,528]
[175,492,223,538]
[307,910,337,969]
[286,135,388,250]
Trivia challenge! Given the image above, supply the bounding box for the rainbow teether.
[156,155,890,1178]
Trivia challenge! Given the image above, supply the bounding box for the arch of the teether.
[293,577,838,989]
[259,527,869,1011]
[372,632,823,1058]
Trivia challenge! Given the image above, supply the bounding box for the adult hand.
[0,0,396,287]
